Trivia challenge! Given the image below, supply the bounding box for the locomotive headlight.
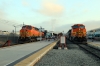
[73,31,76,33]
[72,32,76,36]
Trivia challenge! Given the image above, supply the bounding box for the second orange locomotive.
[66,24,87,43]
[18,25,44,43]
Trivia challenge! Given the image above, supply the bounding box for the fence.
[0,32,19,47]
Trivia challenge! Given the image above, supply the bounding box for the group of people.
[44,34,62,41]
[45,35,56,41]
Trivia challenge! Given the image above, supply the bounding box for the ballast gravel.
[35,49,100,66]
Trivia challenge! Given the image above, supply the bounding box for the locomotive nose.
[77,29,84,37]
[24,29,29,37]
[20,29,28,37]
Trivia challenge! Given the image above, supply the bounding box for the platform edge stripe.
[14,41,58,66]
[88,44,100,50]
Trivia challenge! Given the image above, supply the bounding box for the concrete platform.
[0,40,57,66]
[87,39,100,50]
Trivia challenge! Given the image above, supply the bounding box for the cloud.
[83,21,100,31]
[0,1,7,19]
[0,18,21,31]
[55,20,100,32]
[70,8,76,12]
[0,9,6,19]
[36,0,64,16]
[22,0,29,6]
[33,18,59,31]
[0,6,21,31]
[76,3,83,7]
[0,6,17,25]
[83,9,89,13]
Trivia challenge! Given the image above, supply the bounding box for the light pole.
[13,24,23,35]
[13,26,16,35]
[13,24,24,43]
[51,19,56,36]
[40,26,42,41]
[39,26,45,41]
[13,25,16,42]
[63,31,64,36]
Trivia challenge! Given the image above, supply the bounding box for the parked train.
[87,28,100,40]
[66,24,87,43]
[18,25,44,43]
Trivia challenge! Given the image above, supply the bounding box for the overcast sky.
[0,0,100,32]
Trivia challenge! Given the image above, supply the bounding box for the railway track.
[77,44,100,59]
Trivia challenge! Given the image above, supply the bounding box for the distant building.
[16,31,20,35]
[0,30,2,35]
[0,31,10,35]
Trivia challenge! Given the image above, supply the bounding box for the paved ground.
[0,40,54,66]
[0,38,100,66]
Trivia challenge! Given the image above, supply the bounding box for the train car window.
[97,29,100,31]
[95,34,98,37]
[72,25,78,29]
[22,26,26,29]
[95,34,99,37]
[98,34,100,37]
[80,25,85,28]
[27,26,32,30]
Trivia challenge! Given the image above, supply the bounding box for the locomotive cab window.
[72,25,78,29]
[80,25,85,28]
[22,26,26,29]
[27,26,32,30]
[34,27,39,31]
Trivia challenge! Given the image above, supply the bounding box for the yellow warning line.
[15,40,58,66]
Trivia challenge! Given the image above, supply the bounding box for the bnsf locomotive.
[18,25,44,43]
[66,24,87,43]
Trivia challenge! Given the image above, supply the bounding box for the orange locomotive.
[18,25,44,43]
[67,24,87,43]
